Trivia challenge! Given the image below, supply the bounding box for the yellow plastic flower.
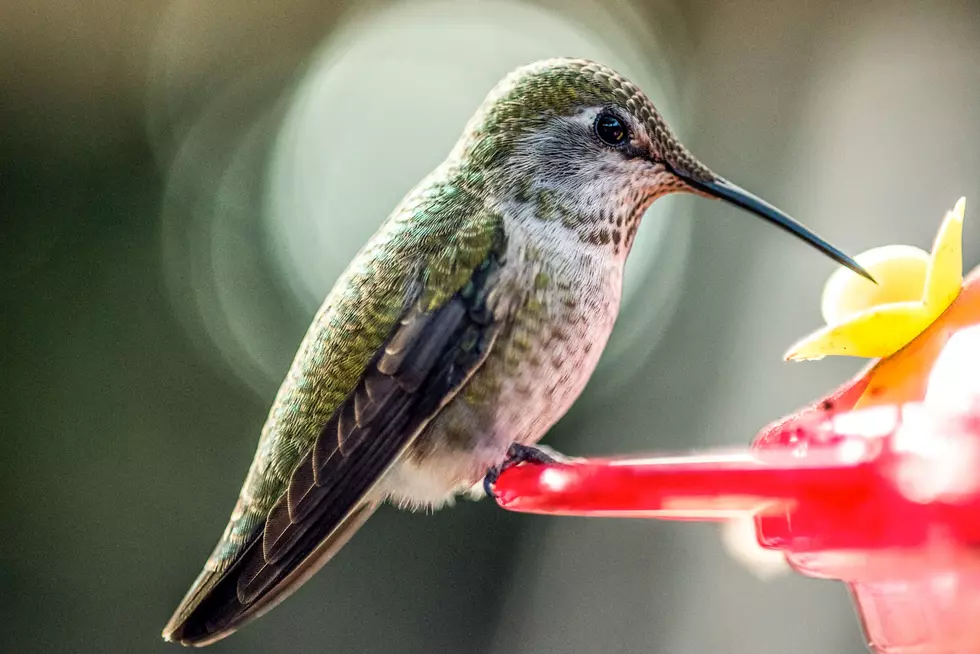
[785,198,966,361]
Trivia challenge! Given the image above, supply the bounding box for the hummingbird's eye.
[594,112,627,146]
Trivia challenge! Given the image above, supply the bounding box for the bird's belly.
[483,310,614,447]
[386,268,621,510]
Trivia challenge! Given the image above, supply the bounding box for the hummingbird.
[162,58,871,646]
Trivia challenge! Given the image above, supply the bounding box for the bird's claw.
[483,443,560,499]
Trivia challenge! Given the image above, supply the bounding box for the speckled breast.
[399,232,625,504]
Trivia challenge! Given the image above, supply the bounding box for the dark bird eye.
[595,113,627,146]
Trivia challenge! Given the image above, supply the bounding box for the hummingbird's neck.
[484,172,654,261]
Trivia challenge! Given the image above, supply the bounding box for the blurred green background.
[4,0,980,652]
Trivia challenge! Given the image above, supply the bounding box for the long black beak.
[681,175,874,283]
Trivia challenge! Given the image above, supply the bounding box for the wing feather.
[162,207,505,646]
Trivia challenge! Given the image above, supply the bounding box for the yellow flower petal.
[785,197,966,362]
[922,197,965,311]
[785,301,930,361]
[820,245,929,325]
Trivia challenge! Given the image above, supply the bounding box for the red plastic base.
[492,272,980,653]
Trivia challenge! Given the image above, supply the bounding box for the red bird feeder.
[493,207,980,653]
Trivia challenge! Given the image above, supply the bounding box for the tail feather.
[162,501,378,647]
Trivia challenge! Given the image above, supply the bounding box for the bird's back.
[163,171,503,643]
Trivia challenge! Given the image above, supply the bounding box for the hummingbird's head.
[459,58,871,279]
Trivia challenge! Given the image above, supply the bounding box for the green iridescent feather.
[172,179,502,615]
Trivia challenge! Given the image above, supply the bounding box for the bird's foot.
[483,443,566,499]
